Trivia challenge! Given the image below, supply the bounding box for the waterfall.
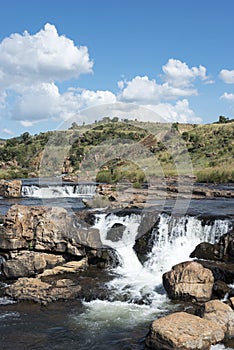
[145,213,231,274]
[74,210,232,350]
[21,183,96,198]
[94,212,231,304]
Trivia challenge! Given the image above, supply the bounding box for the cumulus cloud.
[220,92,234,101]
[118,59,210,105]
[219,69,234,84]
[0,24,205,129]
[142,99,201,124]
[0,24,96,125]
[162,58,208,88]
[0,23,93,89]
[13,85,117,124]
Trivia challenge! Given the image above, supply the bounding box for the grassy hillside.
[0,119,233,183]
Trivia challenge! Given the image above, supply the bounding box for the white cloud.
[20,120,37,127]
[0,23,93,90]
[219,69,234,84]
[2,128,14,135]
[118,59,210,105]
[162,58,208,88]
[118,76,162,103]
[141,99,201,124]
[0,25,204,129]
[12,84,117,123]
[220,92,234,101]
[118,75,197,104]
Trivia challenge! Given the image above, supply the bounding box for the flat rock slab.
[146,311,224,350]
[5,277,81,305]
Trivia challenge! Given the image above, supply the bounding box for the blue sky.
[0,0,234,138]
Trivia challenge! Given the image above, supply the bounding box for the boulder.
[163,261,214,302]
[196,259,234,285]
[2,251,65,279]
[145,311,224,350]
[190,229,234,262]
[196,300,234,338]
[5,277,81,305]
[0,179,22,198]
[0,204,102,252]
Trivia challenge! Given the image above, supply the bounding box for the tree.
[218,115,229,123]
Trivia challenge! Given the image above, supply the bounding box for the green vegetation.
[0,118,233,184]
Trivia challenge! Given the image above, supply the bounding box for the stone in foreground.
[5,277,81,305]
[163,261,214,302]
[197,300,234,338]
[145,312,224,350]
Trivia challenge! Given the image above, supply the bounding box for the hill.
[0,120,233,183]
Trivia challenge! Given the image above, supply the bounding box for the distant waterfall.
[21,183,97,198]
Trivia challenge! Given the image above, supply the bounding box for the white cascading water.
[21,184,96,198]
[94,212,230,301]
[74,212,232,350]
[145,213,230,275]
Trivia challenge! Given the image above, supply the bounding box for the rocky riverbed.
[0,179,234,349]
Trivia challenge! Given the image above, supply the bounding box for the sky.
[0,0,234,138]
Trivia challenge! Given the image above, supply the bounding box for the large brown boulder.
[196,300,234,338]
[0,204,102,252]
[5,277,81,305]
[2,251,65,279]
[163,261,214,302]
[0,179,22,198]
[145,312,224,350]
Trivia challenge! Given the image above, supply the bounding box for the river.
[0,180,233,350]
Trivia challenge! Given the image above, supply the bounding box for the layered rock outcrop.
[0,204,102,253]
[2,251,65,279]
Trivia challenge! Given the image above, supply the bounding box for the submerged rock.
[163,261,214,302]
[145,311,224,350]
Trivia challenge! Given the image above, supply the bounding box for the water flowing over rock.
[145,311,225,350]
[0,179,22,198]
[162,261,214,302]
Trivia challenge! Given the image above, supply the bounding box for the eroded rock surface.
[145,311,224,350]
[0,179,22,198]
[2,251,65,279]
[0,204,102,252]
[162,261,214,302]
[5,277,81,305]
[196,300,234,338]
